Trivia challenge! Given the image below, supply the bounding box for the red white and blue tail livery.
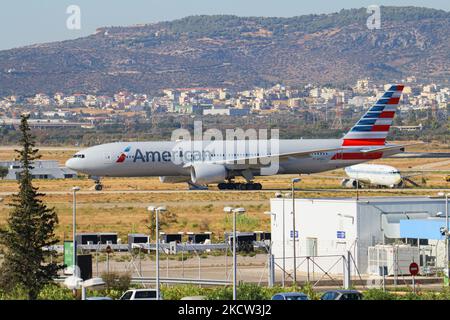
[342,85,404,146]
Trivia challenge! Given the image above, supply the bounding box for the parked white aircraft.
[66,85,410,190]
[341,163,419,188]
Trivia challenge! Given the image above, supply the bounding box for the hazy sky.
[0,0,448,50]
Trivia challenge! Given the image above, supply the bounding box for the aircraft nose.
[65,158,77,170]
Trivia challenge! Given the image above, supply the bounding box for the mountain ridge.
[0,6,449,96]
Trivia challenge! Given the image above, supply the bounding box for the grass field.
[0,142,449,242]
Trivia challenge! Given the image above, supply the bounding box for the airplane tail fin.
[342,85,404,147]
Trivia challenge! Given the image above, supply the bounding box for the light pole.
[72,186,80,278]
[264,211,276,287]
[282,195,286,286]
[281,191,292,286]
[438,192,450,285]
[224,206,246,300]
[291,178,301,285]
[148,205,167,300]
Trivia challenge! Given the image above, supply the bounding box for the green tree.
[0,166,8,179]
[0,114,62,300]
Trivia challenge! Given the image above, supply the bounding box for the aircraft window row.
[73,154,85,158]
[209,154,269,157]
[354,171,398,175]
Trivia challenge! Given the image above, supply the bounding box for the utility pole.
[71,186,80,297]
[224,206,246,300]
[291,178,301,285]
[72,187,80,278]
[264,212,277,287]
[446,193,449,285]
[438,192,450,286]
[148,205,167,300]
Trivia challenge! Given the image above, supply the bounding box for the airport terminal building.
[269,196,449,275]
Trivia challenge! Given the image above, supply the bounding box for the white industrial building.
[0,160,77,180]
[269,196,448,276]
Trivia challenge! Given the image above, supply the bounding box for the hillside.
[0,6,449,95]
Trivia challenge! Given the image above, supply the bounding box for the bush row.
[3,283,450,300]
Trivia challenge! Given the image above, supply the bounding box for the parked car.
[320,290,363,300]
[271,292,309,300]
[119,289,161,300]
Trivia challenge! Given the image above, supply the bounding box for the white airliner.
[66,85,409,190]
[341,164,415,188]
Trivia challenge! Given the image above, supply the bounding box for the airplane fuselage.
[66,139,401,178]
[344,164,403,188]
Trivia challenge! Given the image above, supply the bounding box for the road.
[1,187,449,197]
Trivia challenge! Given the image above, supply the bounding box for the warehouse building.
[0,160,77,180]
[269,196,448,275]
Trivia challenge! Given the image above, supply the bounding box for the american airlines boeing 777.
[66,85,408,190]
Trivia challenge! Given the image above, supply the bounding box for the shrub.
[161,285,206,300]
[38,284,74,300]
[206,286,233,300]
[0,286,28,300]
[363,289,398,300]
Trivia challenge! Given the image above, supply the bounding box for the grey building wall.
[0,160,77,180]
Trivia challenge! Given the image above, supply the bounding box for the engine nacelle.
[341,178,359,188]
[159,176,191,184]
[190,163,227,185]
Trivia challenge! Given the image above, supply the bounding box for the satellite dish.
[64,275,83,290]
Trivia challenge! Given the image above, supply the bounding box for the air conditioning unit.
[368,244,420,276]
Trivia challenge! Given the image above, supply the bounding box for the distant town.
[0,77,448,145]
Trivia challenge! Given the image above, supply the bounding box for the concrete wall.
[270,198,358,275]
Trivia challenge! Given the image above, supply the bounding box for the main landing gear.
[217,182,262,190]
[94,180,103,191]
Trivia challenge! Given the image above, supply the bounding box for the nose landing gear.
[94,182,103,191]
[90,176,103,191]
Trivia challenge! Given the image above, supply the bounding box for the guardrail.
[55,276,231,286]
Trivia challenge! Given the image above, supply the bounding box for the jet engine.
[190,163,227,184]
[159,176,191,183]
[341,179,360,189]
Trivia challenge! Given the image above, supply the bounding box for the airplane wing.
[307,173,371,182]
[308,174,347,179]
[400,169,450,174]
[400,172,424,178]
[183,147,343,169]
[360,142,424,154]
[389,152,450,159]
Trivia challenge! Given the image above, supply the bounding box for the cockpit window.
[73,154,85,159]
